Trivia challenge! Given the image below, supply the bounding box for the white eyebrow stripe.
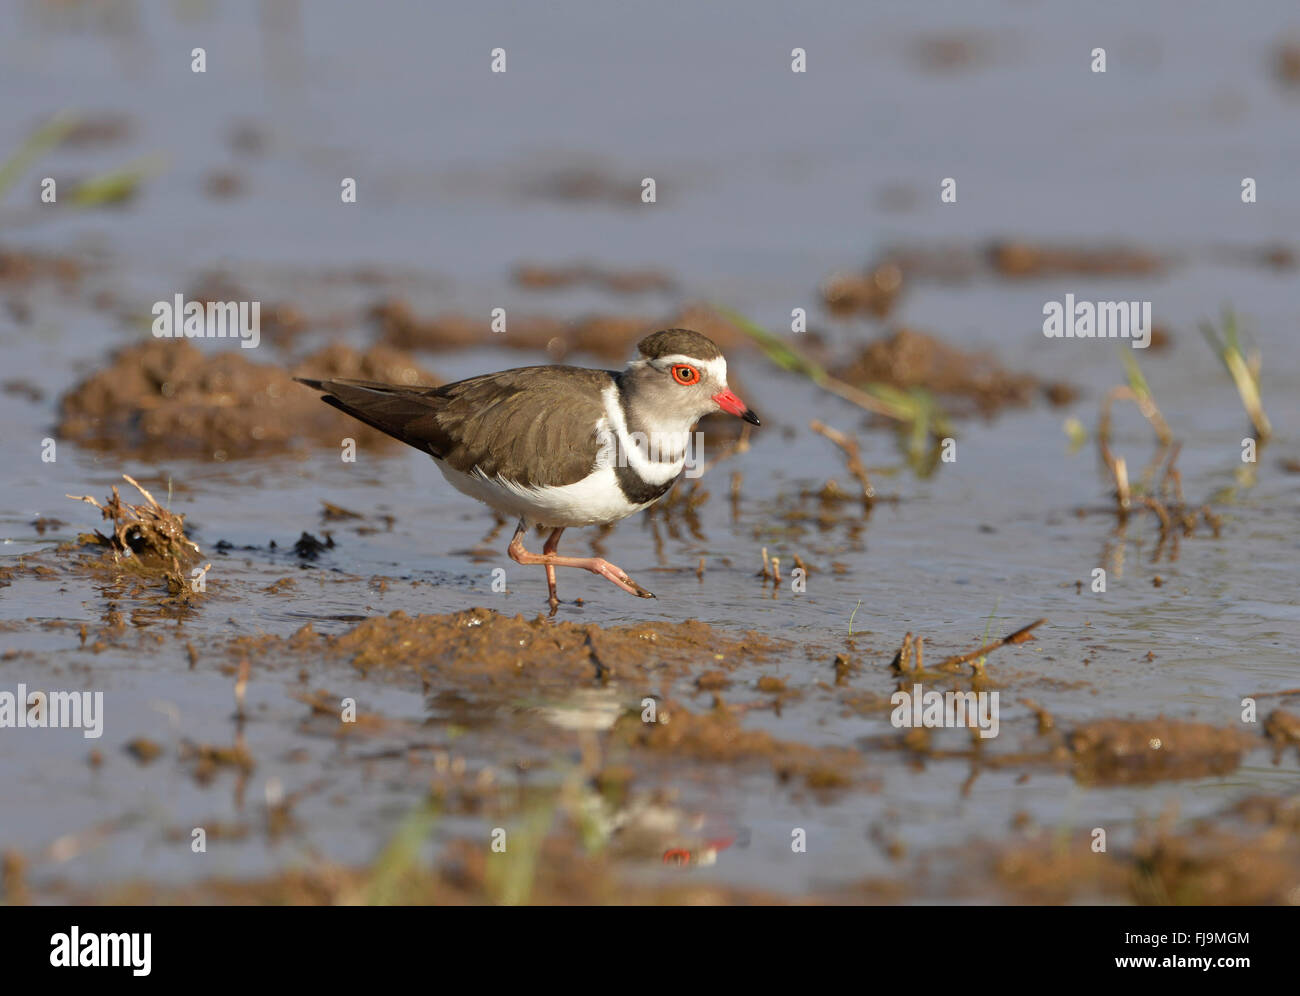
[653,354,727,384]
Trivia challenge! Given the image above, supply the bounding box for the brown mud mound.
[371,301,752,364]
[865,241,1167,283]
[995,809,1300,905]
[987,241,1165,279]
[522,166,651,207]
[512,262,674,295]
[1235,793,1300,830]
[1275,40,1300,87]
[1129,825,1300,906]
[371,301,648,361]
[0,245,85,286]
[833,328,1045,416]
[909,31,1004,74]
[58,339,437,458]
[230,607,786,689]
[612,698,862,789]
[820,263,904,318]
[1069,718,1257,785]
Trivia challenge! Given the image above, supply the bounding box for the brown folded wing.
[296,366,613,488]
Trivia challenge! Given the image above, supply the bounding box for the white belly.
[434,460,669,528]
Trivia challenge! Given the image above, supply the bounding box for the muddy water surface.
[1,2,1298,903]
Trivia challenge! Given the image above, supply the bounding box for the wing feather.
[296,366,614,488]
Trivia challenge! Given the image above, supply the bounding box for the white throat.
[600,384,690,482]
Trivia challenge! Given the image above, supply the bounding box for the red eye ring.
[671,364,699,386]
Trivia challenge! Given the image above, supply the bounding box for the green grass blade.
[0,112,80,201]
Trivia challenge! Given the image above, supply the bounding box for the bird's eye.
[671,364,699,386]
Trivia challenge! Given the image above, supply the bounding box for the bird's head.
[622,328,760,432]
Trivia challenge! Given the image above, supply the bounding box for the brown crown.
[636,328,723,362]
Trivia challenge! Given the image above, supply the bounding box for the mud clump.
[695,671,731,691]
[996,813,1300,905]
[512,262,673,295]
[1276,40,1300,87]
[66,475,203,593]
[869,242,1166,283]
[1129,822,1300,905]
[910,32,1002,74]
[988,241,1164,279]
[51,111,134,148]
[1235,794,1300,831]
[1069,718,1257,785]
[611,698,859,789]
[371,301,752,364]
[821,263,904,319]
[296,341,437,389]
[1264,709,1300,757]
[0,246,84,286]
[58,339,437,459]
[523,167,649,207]
[995,830,1131,903]
[125,737,164,764]
[371,301,647,361]
[203,170,246,199]
[833,328,1045,417]
[230,608,784,691]
[180,740,256,784]
[2,379,44,403]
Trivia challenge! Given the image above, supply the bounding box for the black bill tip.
[741,409,761,426]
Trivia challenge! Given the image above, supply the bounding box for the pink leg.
[542,527,563,614]
[508,522,655,611]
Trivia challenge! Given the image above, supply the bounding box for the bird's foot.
[589,558,656,599]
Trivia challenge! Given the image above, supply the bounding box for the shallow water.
[1,1,1297,902]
